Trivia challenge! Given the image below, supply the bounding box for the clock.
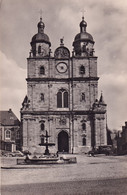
[56,62,68,73]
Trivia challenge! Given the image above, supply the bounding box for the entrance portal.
[58,131,69,152]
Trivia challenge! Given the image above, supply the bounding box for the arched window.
[57,92,62,108]
[38,45,41,54]
[40,135,45,144]
[82,43,86,52]
[83,137,86,146]
[64,91,68,108]
[40,93,44,101]
[57,89,68,108]
[5,130,11,139]
[82,123,86,131]
[80,65,85,75]
[41,123,45,131]
[40,66,45,75]
[81,93,85,101]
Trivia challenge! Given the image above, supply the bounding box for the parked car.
[88,145,113,156]
[98,145,113,155]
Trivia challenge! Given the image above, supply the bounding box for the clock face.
[56,62,68,73]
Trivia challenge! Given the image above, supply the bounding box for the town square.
[0,0,127,194]
[1,154,127,194]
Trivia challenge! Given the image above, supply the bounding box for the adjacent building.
[0,109,21,152]
[117,122,127,155]
[21,16,107,154]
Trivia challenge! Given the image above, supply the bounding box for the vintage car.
[88,145,113,156]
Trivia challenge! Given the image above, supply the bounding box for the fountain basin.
[17,156,77,165]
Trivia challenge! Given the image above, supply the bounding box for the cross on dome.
[80,8,86,19]
[39,9,43,19]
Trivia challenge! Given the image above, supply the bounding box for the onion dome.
[74,32,94,43]
[30,17,51,57]
[74,16,94,43]
[37,17,45,29]
[73,17,94,57]
[31,17,51,46]
[31,33,51,46]
[80,16,87,31]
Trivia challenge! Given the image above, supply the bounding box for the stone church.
[21,16,107,154]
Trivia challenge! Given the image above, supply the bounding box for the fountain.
[39,130,55,155]
[17,130,77,165]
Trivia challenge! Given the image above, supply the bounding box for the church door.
[58,131,69,152]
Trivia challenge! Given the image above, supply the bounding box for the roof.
[31,33,51,46]
[0,109,20,126]
[74,32,94,43]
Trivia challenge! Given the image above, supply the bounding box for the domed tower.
[30,17,51,57]
[71,16,107,152]
[21,17,52,153]
[73,16,94,57]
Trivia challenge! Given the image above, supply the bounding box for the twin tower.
[21,16,107,154]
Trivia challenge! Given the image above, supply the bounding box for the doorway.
[58,131,69,152]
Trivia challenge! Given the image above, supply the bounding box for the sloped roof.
[0,109,20,126]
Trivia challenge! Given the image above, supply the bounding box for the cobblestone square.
[1,155,127,194]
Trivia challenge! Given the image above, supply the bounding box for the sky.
[0,0,127,130]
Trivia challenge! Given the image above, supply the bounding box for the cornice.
[26,77,99,82]
[21,110,106,115]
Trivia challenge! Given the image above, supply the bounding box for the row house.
[0,109,21,152]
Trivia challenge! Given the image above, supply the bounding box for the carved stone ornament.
[54,47,70,59]
[21,95,30,110]
[59,117,67,125]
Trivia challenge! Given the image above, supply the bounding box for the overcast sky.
[0,0,127,130]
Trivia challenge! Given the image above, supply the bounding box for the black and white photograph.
[0,0,127,194]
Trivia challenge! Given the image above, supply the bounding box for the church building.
[21,16,107,154]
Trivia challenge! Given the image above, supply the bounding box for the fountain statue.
[39,130,55,155]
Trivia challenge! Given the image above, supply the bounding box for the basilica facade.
[21,16,107,154]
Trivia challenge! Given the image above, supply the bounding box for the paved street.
[1,155,127,194]
[1,178,127,195]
